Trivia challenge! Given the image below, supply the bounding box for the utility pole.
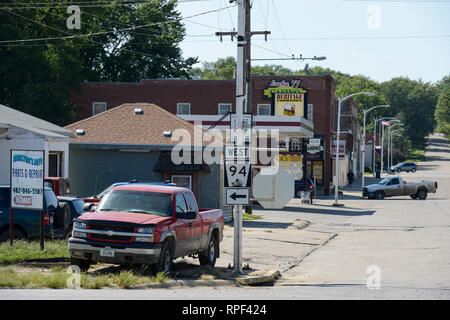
[233,0,246,275]
[217,1,269,273]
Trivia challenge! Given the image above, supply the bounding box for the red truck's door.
[173,193,193,256]
[183,191,202,252]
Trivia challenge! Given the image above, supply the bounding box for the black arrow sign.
[230,192,247,201]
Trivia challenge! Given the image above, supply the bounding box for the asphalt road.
[1,134,449,299]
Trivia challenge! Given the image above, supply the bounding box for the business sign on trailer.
[10,150,44,210]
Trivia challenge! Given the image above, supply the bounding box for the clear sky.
[177,0,450,84]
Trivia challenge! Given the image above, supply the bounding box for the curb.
[131,269,282,289]
[280,232,337,273]
[131,278,238,289]
[235,269,280,286]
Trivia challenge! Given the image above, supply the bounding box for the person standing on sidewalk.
[347,170,354,186]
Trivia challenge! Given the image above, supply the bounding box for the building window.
[257,104,271,115]
[171,174,192,190]
[218,103,232,115]
[92,102,107,115]
[177,103,191,115]
[48,152,63,177]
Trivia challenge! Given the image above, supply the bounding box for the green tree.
[252,64,294,76]
[189,56,236,80]
[380,78,438,147]
[434,86,450,139]
[189,57,297,79]
[0,0,197,125]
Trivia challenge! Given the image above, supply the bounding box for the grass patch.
[0,240,69,265]
[242,213,262,220]
[231,211,263,221]
[406,148,426,162]
[0,241,170,289]
[0,265,169,289]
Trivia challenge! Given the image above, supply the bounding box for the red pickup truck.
[68,184,224,273]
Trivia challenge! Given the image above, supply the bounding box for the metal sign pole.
[9,208,13,246]
[40,210,44,251]
[233,0,246,275]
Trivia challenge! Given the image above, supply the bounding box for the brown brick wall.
[69,75,337,194]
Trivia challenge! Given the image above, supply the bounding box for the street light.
[390,129,404,169]
[334,91,375,207]
[389,125,404,170]
[387,120,402,172]
[380,118,399,176]
[361,105,390,190]
[372,117,397,178]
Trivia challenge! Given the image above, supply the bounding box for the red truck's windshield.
[97,189,173,217]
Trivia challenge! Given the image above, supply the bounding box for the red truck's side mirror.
[82,202,95,212]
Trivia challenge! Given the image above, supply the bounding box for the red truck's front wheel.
[199,235,218,267]
[70,257,91,272]
[153,241,174,274]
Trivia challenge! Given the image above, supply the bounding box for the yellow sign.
[263,81,307,117]
[274,93,305,117]
[278,154,303,180]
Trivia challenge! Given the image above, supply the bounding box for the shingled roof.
[65,103,219,147]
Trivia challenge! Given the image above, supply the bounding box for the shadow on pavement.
[278,283,364,288]
[257,205,375,217]
[426,148,450,153]
[242,220,293,229]
[425,156,450,162]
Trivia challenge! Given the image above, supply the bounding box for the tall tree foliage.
[434,75,450,139]
[380,78,438,147]
[0,0,197,125]
[192,57,444,148]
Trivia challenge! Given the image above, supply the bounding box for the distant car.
[0,186,69,242]
[390,162,417,173]
[294,177,314,198]
[57,196,86,236]
[362,176,437,200]
[44,177,71,196]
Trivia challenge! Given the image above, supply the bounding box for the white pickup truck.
[362,176,438,200]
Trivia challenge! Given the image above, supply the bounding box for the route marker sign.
[224,145,250,162]
[224,163,251,188]
[226,188,250,206]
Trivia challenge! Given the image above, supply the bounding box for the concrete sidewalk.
[166,211,337,287]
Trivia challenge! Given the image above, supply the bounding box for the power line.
[270,0,293,56]
[0,6,161,59]
[0,0,209,9]
[0,4,237,44]
[251,42,291,58]
[184,19,234,32]
[344,0,450,3]
[252,34,450,41]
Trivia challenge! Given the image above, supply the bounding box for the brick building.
[69,75,337,195]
